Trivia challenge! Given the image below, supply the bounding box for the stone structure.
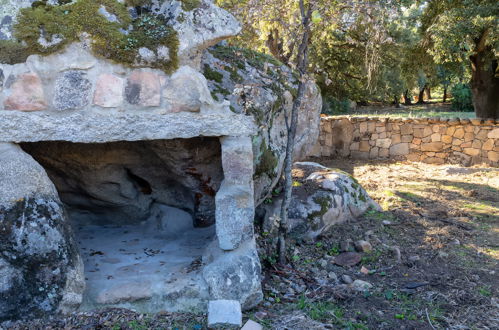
[0,0,325,322]
[311,116,499,166]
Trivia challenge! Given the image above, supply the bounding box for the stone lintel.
[0,111,257,143]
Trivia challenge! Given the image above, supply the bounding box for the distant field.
[334,103,476,119]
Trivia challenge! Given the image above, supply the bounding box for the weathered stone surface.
[125,71,161,107]
[488,128,499,139]
[334,252,361,267]
[376,138,391,149]
[0,111,256,143]
[3,73,47,111]
[355,240,372,252]
[203,239,263,310]
[488,151,499,162]
[421,142,443,152]
[93,74,124,108]
[0,143,84,321]
[53,70,91,111]
[202,45,321,205]
[0,0,34,41]
[207,300,242,328]
[285,162,381,241]
[390,143,409,156]
[163,66,213,112]
[21,139,224,227]
[151,0,241,67]
[351,280,373,291]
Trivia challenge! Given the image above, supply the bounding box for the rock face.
[261,162,380,241]
[202,45,322,205]
[0,143,84,321]
[0,0,321,320]
[21,138,224,227]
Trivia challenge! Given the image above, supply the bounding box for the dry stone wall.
[311,116,499,166]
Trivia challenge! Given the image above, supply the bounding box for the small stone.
[355,240,372,252]
[3,73,47,111]
[408,255,420,262]
[328,272,338,282]
[340,239,354,252]
[125,71,161,107]
[53,70,92,110]
[382,220,392,225]
[341,274,353,284]
[334,252,361,267]
[208,300,242,328]
[93,74,124,108]
[241,320,263,330]
[351,279,373,291]
[319,259,328,268]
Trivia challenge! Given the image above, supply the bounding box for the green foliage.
[7,0,179,73]
[321,96,350,115]
[450,83,474,112]
[203,64,224,83]
[0,40,30,64]
[255,140,278,177]
[179,0,201,11]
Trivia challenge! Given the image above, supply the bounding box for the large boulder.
[201,45,322,205]
[0,143,84,321]
[261,162,381,241]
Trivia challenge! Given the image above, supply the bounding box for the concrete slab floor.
[73,218,216,313]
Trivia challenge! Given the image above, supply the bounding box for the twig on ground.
[426,308,437,330]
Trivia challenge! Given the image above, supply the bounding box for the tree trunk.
[278,0,312,265]
[393,95,400,108]
[470,39,499,119]
[404,89,412,105]
[443,86,447,103]
[425,87,431,100]
[417,86,426,104]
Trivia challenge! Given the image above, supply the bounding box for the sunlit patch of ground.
[256,159,498,329]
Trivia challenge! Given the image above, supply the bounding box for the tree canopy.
[217,0,499,118]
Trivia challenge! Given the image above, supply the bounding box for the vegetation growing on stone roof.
[0,0,179,73]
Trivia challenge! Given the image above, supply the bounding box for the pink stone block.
[93,74,124,108]
[4,73,47,111]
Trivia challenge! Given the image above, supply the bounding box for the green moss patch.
[255,140,278,177]
[179,0,201,11]
[203,64,224,83]
[2,0,179,73]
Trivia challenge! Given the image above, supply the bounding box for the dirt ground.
[256,160,498,329]
[2,160,498,329]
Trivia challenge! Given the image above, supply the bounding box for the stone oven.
[0,0,264,321]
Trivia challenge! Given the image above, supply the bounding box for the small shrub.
[450,83,474,112]
[322,96,351,115]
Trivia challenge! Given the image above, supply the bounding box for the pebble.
[382,220,392,225]
[408,255,420,262]
[328,272,338,282]
[350,280,373,291]
[319,259,328,268]
[355,240,373,252]
[341,274,353,284]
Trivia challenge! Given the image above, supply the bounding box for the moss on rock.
[2,0,179,73]
[255,140,278,177]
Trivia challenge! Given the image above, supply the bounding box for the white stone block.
[208,300,242,328]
